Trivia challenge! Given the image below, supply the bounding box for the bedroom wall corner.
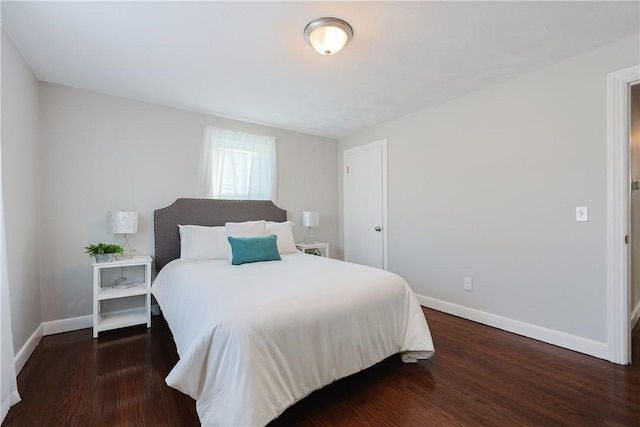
[1,28,43,366]
[337,35,640,353]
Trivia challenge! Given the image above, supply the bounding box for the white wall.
[338,36,639,345]
[39,83,337,322]
[1,29,42,352]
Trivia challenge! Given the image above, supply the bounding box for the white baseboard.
[14,315,92,375]
[14,324,43,374]
[416,294,609,361]
[14,309,158,377]
[42,314,92,336]
[42,305,160,334]
[631,301,640,329]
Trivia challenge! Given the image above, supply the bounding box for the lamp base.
[303,227,317,244]
[115,234,136,259]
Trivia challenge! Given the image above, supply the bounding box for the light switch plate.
[576,207,588,222]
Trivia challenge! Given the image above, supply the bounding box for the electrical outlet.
[464,277,473,292]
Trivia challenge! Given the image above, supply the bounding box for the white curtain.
[0,144,20,422]
[197,126,276,201]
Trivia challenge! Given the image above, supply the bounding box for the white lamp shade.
[301,211,319,228]
[109,211,139,234]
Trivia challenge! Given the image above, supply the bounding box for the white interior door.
[344,140,387,269]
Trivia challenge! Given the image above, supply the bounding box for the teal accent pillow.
[228,235,282,265]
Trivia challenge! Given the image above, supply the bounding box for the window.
[197,126,276,200]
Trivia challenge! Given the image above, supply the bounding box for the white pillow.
[178,225,229,260]
[266,221,297,254]
[225,220,267,237]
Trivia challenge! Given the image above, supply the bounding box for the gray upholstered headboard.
[154,198,287,272]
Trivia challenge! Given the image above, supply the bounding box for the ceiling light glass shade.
[304,17,353,56]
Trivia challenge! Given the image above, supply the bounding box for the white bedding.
[151,252,435,426]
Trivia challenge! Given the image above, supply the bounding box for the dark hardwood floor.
[3,308,640,426]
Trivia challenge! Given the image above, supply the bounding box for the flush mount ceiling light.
[304,17,353,56]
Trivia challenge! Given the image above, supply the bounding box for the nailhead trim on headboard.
[153,198,288,272]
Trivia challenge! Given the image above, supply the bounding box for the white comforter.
[152,252,435,426]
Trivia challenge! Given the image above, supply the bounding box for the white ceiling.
[2,1,638,138]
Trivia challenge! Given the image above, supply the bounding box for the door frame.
[607,64,640,364]
[343,139,388,270]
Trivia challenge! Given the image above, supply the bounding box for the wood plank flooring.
[3,308,640,426]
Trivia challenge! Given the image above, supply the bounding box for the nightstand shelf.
[95,308,148,334]
[296,242,330,258]
[92,255,152,338]
[97,283,147,300]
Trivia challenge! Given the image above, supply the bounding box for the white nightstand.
[296,242,330,258]
[92,255,152,338]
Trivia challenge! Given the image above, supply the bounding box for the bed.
[151,198,435,426]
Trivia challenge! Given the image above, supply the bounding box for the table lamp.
[301,211,319,243]
[109,211,138,258]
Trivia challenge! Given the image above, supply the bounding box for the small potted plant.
[85,243,124,263]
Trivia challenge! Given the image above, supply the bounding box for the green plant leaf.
[84,242,124,257]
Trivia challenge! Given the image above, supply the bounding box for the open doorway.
[631,83,640,363]
[607,65,640,365]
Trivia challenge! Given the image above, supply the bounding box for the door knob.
[375,226,381,232]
